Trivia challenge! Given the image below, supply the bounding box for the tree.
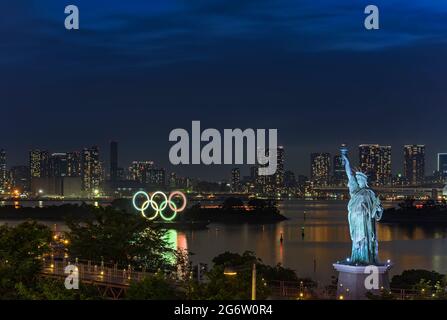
[202,264,269,300]
[0,221,52,298]
[191,251,300,300]
[410,279,447,300]
[126,274,181,300]
[66,206,174,271]
[221,197,244,211]
[212,251,258,266]
[258,263,300,283]
[15,278,101,300]
[391,269,445,290]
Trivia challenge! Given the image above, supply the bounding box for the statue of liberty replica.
[333,146,392,300]
[341,147,383,264]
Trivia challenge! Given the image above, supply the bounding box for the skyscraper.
[358,144,392,186]
[67,151,81,177]
[129,161,155,183]
[10,165,30,192]
[358,144,380,184]
[0,149,6,191]
[29,149,49,178]
[250,166,258,183]
[275,146,285,190]
[81,146,100,192]
[437,153,447,181]
[310,153,331,186]
[231,168,241,193]
[332,155,345,186]
[378,146,392,186]
[147,168,166,187]
[169,172,177,188]
[110,141,118,182]
[284,170,297,188]
[404,145,425,185]
[48,153,68,177]
[255,146,284,195]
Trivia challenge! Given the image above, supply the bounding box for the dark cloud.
[1,1,447,179]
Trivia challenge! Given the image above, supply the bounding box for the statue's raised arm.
[340,149,354,182]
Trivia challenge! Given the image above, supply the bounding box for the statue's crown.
[355,172,368,179]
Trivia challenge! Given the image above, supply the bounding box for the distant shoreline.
[381,205,447,224]
[0,202,288,225]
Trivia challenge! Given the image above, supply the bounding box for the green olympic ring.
[132,190,187,221]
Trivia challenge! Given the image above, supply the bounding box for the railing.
[268,280,318,299]
[389,288,425,300]
[267,280,426,300]
[40,258,156,287]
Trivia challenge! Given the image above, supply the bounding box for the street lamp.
[223,263,257,300]
[223,266,238,276]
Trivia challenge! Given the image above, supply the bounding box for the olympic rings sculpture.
[132,190,187,221]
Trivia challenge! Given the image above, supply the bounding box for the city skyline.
[0,141,445,184]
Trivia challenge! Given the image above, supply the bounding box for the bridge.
[40,258,160,299]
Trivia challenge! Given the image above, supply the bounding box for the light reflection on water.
[1,199,447,284]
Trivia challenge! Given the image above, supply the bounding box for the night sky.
[2,1,447,180]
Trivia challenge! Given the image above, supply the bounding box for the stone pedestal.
[333,263,392,300]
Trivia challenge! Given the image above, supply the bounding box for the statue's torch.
[340,144,348,165]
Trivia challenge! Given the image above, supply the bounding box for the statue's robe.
[347,178,383,265]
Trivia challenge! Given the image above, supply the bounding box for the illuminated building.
[332,155,345,186]
[48,152,81,178]
[169,172,177,188]
[378,146,392,186]
[49,153,68,177]
[359,144,379,184]
[128,160,165,187]
[81,146,100,192]
[284,170,297,189]
[168,172,189,190]
[29,149,49,178]
[29,150,41,178]
[275,146,285,191]
[67,151,81,177]
[177,176,191,189]
[310,153,331,186]
[255,165,266,192]
[129,161,154,183]
[116,167,125,181]
[99,160,106,183]
[231,168,241,192]
[437,153,447,182]
[255,146,285,195]
[250,166,258,182]
[10,165,30,192]
[110,141,118,182]
[404,145,425,185]
[147,168,166,187]
[358,144,391,186]
[0,149,6,191]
